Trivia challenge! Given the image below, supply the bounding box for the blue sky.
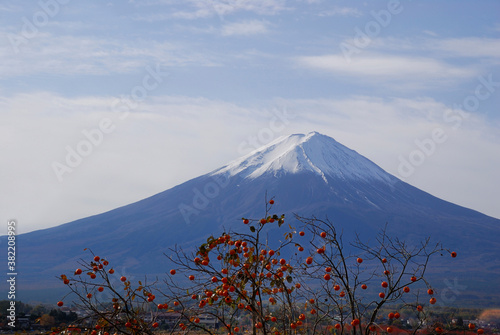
[1,0,499,233]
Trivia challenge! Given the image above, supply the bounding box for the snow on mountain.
[213,131,394,183]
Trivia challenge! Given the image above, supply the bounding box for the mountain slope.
[2,132,499,305]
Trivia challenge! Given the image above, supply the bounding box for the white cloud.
[296,53,475,81]
[0,92,282,233]
[1,92,499,234]
[370,37,500,60]
[137,0,288,20]
[422,30,438,37]
[221,20,270,36]
[297,0,323,3]
[0,33,218,77]
[274,96,500,220]
[428,37,500,59]
[0,3,21,12]
[318,7,362,17]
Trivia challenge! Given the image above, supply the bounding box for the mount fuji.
[3,132,499,305]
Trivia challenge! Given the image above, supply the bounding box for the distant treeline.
[0,300,77,329]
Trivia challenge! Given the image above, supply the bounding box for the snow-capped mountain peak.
[212,132,394,183]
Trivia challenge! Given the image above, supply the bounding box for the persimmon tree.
[161,198,304,335]
[293,216,452,335]
[57,252,161,335]
[57,197,460,335]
